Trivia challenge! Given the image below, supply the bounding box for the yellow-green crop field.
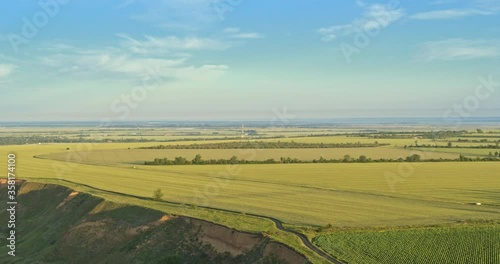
[1,143,499,227]
[39,146,459,166]
[408,147,500,157]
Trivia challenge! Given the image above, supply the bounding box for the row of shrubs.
[0,135,159,145]
[139,141,388,150]
[144,154,499,165]
[407,143,499,149]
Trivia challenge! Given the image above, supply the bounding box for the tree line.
[0,136,156,145]
[406,141,499,149]
[0,135,286,145]
[139,141,389,150]
[144,154,499,166]
[360,130,467,140]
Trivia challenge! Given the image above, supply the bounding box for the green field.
[314,223,500,264]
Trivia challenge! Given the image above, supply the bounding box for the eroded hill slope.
[0,182,308,264]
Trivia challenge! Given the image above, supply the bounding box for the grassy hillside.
[0,182,309,264]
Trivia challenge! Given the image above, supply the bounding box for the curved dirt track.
[28,178,344,264]
[270,218,344,264]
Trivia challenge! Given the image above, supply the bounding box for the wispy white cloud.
[417,39,500,61]
[412,0,500,20]
[117,34,231,55]
[0,64,16,78]
[230,33,264,39]
[318,3,405,42]
[9,28,261,84]
[410,9,493,20]
[318,25,353,42]
[0,28,227,84]
[223,28,264,39]
[39,46,228,81]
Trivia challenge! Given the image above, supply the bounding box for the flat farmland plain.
[1,131,500,264]
[2,143,499,227]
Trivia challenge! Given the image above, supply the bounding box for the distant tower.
[241,124,245,139]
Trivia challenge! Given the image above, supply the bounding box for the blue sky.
[0,0,499,121]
